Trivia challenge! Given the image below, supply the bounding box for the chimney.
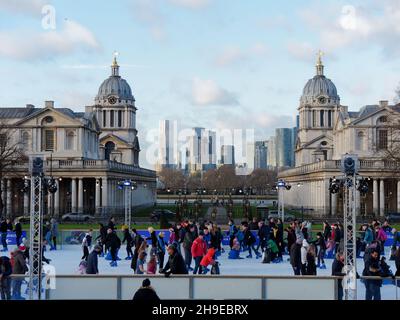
[379,100,389,108]
[45,100,54,108]
[26,104,35,109]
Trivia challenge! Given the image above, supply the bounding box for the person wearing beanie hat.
[132,278,160,301]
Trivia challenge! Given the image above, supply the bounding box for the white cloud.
[0,20,100,60]
[286,41,316,62]
[0,0,48,16]
[192,77,239,106]
[214,43,269,67]
[299,1,400,58]
[168,0,210,9]
[132,0,166,41]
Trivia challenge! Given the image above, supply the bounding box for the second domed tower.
[295,52,341,166]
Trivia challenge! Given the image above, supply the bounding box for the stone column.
[23,192,29,215]
[373,179,378,216]
[6,179,11,217]
[71,178,77,213]
[379,179,385,217]
[95,178,101,215]
[1,179,5,216]
[397,180,400,213]
[78,178,84,213]
[332,192,337,216]
[48,193,53,216]
[102,177,108,215]
[54,179,60,217]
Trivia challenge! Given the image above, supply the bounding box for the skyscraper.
[221,145,235,165]
[267,137,277,169]
[157,120,178,171]
[188,127,217,173]
[275,128,295,168]
[254,141,268,169]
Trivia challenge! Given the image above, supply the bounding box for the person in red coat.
[191,231,207,274]
[200,247,216,274]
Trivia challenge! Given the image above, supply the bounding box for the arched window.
[378,116,387,124]
[66,131,75,150]
[105,141,115,161]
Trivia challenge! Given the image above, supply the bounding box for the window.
[0,134,7,152]
[377,129,388,150]
[66,131,75,150]
[356,131,365,151]
[44,130,55,151]
[105,141,115,161]
[312,110,317,127]
[21,132,29,150]
[378,116,387,124]
[320,110,324,127]
[328,110,332,127]
[118,110,122,127]
[103,110,107,127]
[110,110,114,128]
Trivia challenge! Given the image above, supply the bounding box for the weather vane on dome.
[112,51,119,66]
[316,50,324,76]
[317,50,324,65]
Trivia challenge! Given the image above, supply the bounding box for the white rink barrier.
[45,275,339,300]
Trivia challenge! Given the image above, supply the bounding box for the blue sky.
[0,0,400,168]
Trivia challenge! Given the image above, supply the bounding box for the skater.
[157,232,166,270]
[332,252,345,300]
[363,249,382,300]
[107,217,116,231]
[314,232,327,269]
[322,221,331,242]
[0,218,12,252]
[50,218,59,250]
[361,224,374,253]
[183,225,196,271]
[14,218,22,248]
[43,221,52,250]
[242,222,260,259]
[285,222,296,258]
[200,247,216,274]
[122,226,134,260]
[257,220,269,253]
[290,239,302,275]
[147,254,157,274]
[95,223,108,256]
[375,225,387,255]
[11,247,27,300]
[136,251,147,274]
[81,230,93,261]
[161,244,188,276]
[301,239,310,275]
[306,244,317,275]
[86,245,102,274]
[106,228,121,267]
[0,256,12,300]
[228,237,243,259]
[191,231,207,274]
[131,232,145,271]
[266,238,279,263]
[228,220,238,249]
[333,224,342,254]
[132,279,160,301]
[146,227,158,256]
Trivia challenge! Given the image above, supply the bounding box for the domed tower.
[295,51,340,166]
[87,54,140,166]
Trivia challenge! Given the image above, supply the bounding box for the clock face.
[318,97,327,104]
[108,96,117,105]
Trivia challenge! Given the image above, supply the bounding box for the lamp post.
[276,179,291,223]
[118,179,137,228]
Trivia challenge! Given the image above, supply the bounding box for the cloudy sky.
[1,0,400,169]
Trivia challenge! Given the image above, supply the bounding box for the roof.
[0,107,39,118]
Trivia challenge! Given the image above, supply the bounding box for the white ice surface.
[7,244,399,300]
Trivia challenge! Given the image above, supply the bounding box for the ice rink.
[19,243,398,300]
[3,242,398,300]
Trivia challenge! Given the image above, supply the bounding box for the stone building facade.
[1,57,156,218]
[279,54,400,217]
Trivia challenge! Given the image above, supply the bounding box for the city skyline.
[1,0,400,170]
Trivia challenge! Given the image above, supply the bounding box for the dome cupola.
[95,53,135,105]
[300,51,339,106]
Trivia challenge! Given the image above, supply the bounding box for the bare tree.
[157,167,186,192]
[0,124,27,217]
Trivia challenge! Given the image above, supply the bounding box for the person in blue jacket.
[362,224,374,252]
[228,220,238,249]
